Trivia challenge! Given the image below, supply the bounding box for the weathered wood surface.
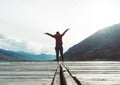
[51,65,60,85]
[51,64,81,85]
[0,61,120,85]
[0,62,57,85]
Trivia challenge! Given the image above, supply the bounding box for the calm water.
[0,61,120,85]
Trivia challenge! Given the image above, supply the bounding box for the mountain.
[64,23,120,61]
[0,49,55,61]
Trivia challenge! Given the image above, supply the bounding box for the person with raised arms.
[44,29,70,63]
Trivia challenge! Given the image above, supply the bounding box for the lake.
[0,61,120,85]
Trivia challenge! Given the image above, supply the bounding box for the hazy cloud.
[0,34,32,53]
[0,34,6,39]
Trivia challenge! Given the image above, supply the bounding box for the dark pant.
[55,45,64,62]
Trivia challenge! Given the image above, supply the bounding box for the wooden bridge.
[51,63,81,85]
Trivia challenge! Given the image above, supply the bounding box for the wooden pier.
[51,63,81,85]
[0,61,120,85]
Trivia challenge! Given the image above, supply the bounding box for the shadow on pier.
[51,63,81,85]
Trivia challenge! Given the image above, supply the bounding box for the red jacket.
[54,34,63,46]
[45,29,69,46]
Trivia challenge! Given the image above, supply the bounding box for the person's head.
[56,31,60,35]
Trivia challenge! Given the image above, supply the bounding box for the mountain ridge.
[0,49,55,61]
[64,23,120,61]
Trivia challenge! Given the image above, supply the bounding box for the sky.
[0,0,120,54]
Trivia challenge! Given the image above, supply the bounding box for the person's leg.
[55,46,59,63]
[60,46,64,62]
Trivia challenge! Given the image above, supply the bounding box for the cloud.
[0,34,6,39]
[0,34,54,54]
[0,34,32,53]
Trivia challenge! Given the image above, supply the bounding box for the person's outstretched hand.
[66,28,70,31]
[44,33,48,34]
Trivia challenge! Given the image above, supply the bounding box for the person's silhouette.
[44,29,69,62]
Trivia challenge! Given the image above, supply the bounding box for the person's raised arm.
[62,29,70,36]
[44,33,54,38]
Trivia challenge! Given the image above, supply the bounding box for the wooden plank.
[60,64,78,85]
[51,65,60,85]
[51,64,81,85]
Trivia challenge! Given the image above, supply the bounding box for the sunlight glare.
[85,1,117,30]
